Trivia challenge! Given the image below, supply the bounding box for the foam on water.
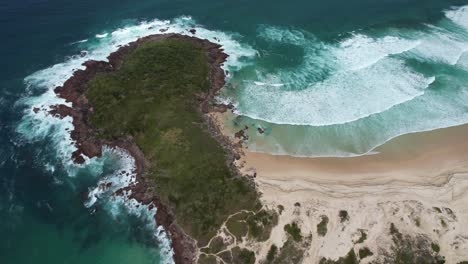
[235,58,435,126]
[334,34,421,70]
[446,5,468,29]
[84,147,174,264]
[221,5,468,156]
[407,25,468,65]
[230,25,437,126]
[17,16,257,263]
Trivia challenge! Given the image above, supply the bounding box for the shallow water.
[1,0,468,263]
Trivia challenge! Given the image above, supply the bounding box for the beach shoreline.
[210,110,468,263]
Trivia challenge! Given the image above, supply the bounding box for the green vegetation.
[225,209,278,242]
[284,222,302,242]
[319,249,358,264]
[218,251,233,263]
[226,211,253,241]
[271,237,310,264]
[358,247,373,259]
[86,39,257,244]
[317,215,329,237]
[431,243,440,253]
[266,244,278,262]
[231,247,255,264]
[201,236,227,254]
[198,254,217,264]
[387,223,445,264]
[246,209,278,241]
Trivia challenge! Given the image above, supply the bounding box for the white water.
[221,5,468,157]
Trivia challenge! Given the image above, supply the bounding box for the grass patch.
[284,222,302,242]
[86,39,258,244]
[317,215,329,237]
[226,211,252,241]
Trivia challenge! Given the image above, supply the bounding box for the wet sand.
[240,123,468,188]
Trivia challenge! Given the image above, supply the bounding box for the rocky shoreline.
[49,33,236,264]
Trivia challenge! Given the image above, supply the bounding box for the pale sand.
[210,111,468,263]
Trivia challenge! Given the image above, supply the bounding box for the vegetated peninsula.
[51,33,276,264]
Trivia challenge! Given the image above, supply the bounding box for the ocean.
[1,0,467,263]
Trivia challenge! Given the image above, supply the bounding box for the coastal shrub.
[86,39,258,245]
[232,247,255,264]
[277,205,284,214]
[197,254,217,264]
[358,247,373,259]
[284,222,302,242]
[273,237,309,264]
[246,210,278,241]
[339,210,349,223]
[266,244,278,262]
[431,243,440,253]
[317,215,329,237]
[319,249,358,264]
[388,223,444,264]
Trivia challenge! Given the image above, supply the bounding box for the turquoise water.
[1,0,467,263]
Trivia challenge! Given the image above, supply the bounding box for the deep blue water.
[1,0,467,263]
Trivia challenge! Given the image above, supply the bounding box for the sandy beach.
[210,111,468,263]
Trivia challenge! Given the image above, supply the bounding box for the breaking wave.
[221,5,468,157]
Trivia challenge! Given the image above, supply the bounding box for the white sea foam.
[106,196,174,264]
[95,33,108,38]
[407,25,468,65]
[84,148,175,263]
[70,39,88,45]
[235,58,435,126]
[228,5,468,128]
[334,34,420,70]
[84,147,137,208]
[446,5,468,29]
